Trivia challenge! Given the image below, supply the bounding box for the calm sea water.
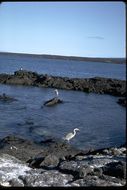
[0,54,126,150]
[0,53,126,79]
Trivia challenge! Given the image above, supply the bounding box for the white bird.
[10,146,17,150]
[54,89,59,98]
[63,128,80,142]
[20,67,23,71]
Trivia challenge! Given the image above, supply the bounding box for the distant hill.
[0,52,126,64]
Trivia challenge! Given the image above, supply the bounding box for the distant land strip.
[0,52,126,64]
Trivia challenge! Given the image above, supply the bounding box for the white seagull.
[63,128,80,142]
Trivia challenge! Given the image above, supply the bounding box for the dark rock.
[0,153,74,187]
[59,160,79,175]
[70,175,124,186]
[43,97,63,106]
[85,145,126,157]
[59,160,94,179]
[5,76,33,86]
[0,71,126,97]
[20,170,73,187]
[78,165,93,178]
[99,174,126,186]
[40,154,59,169]
[0,135,85,164]
[0,135,43,162]
[14,70,38,78]
[0,135,32,145]
[0,135,126,187]
[42,140,85,159]
[35,74,49,83]
[102,161,126,179]
[27,140,85,169]
[28,156,44,168]
[0,74,11,84]
[93,167,103,177]
[40,138,55,144]
[25,120,34,125]
[117,98,126,107]
[0,93,17,102]
[4,70,38,86]
[28,154,60,169]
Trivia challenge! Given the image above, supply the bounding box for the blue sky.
[0,1,125,57]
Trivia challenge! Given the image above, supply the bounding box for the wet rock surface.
[43,97,63,107]
[117,98,126,107]
[0,93,17,102]
[0,70,126,98]
[0,135,126,187]
[0,135,43,162]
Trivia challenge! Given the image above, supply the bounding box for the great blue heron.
[63,128,80,142]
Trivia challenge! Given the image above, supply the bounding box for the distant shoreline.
[0,52,126,64]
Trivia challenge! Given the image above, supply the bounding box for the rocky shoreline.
[0,135,126,187]
[0,70,126,106]
[0,70,126,186]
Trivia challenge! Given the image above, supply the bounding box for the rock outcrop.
[0,70,126,98]
[0,93,17,102]
[0,135,126,187]
[117,98,126,107]
[43,97,63,106]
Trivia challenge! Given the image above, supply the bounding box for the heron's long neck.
[73,129,76,136]
[55,91,58,97]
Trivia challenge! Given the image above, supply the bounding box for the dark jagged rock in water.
[14,70,38,78]
[102,161,126,179]
[0,70,126,98]
[0,93,17,102]
[43,97,63,106]
[117,98,126,107]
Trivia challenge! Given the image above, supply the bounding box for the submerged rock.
[0,93,17,102]
[117,98,126,107]
[102,161,126,179]
[43,97,63,106]
[0,135,43,161]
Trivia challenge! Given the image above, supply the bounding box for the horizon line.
[0,51,125,59]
